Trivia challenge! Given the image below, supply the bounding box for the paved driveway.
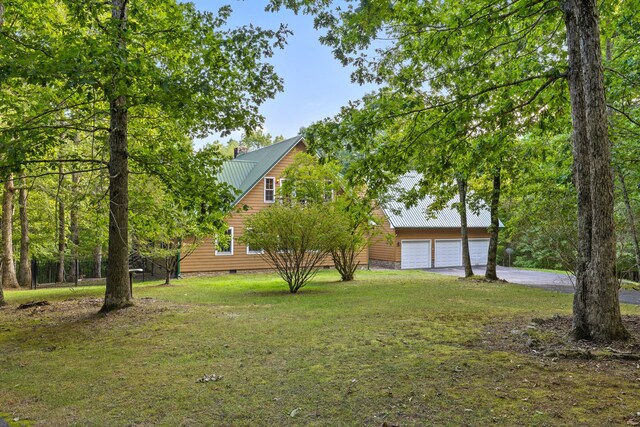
[428,265,640,305]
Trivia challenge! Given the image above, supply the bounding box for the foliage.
[279,153,379,281]
[1,1,290,307]
[241,202,342,292]
[129,168,229,285]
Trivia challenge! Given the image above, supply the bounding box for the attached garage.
[469,239,490,265]
[368,172,500,270]
[401,240,431,269]
[434,240,462,267]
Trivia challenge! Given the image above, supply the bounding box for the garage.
[401,240,431,269]
[469,239,490,265]
[434,240,462,267]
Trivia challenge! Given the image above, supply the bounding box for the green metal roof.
[219,135,304,204]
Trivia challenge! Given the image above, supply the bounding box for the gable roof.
[382,173,495,229]
[219,135,305,204]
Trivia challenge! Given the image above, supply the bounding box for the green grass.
[1,270,639,426]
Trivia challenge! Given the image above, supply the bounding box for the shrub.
[241,203,341,293]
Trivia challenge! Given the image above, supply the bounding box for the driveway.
[428,265,640,305]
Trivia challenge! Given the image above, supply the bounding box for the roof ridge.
[227,159,257,164]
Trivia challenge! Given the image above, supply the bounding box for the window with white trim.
[245,228,263,255]
[215,227,234,255]
[264,177,275,203]
[324,180,334,202]
[279,178,294,203]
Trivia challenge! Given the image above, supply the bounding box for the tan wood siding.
[181,141,368,273]
[369,209,397,262]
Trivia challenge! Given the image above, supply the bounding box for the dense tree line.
[0,1,289,308]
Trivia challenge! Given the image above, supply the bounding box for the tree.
[2,1,289,311]
[563,0,627,340]
[241,203,341,293]
[17,173,30,287]
[279,152,377,281]
[271,0,634,341]
[2,174,19,289]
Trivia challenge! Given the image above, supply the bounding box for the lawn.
[1,270,639,426]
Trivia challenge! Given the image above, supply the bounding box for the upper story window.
[264,177,275,203]
[215,227,234,255]
[324,180,334,202]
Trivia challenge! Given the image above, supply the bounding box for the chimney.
[234,146,249,158]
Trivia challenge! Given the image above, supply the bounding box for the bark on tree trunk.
[2,174,19,288]
[617,171,640,280]
[57,164,65,283]
[18,173,31,287]
[457,177,474,278]
[103,93,131,310]
[94,244,102,278]
[0,3,4,304]
[70,156,80,282]
[102,0,132,311]
[563,0,627,341]
[165,256,172,285]
[485,171,501,280]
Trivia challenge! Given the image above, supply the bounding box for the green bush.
[241,203,342,293]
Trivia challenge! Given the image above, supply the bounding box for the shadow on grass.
[247,287,334,297]
[2,297,174,344]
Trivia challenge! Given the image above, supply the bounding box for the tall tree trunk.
[102,0,132,311]
[485,171,501,280]
[94,244,102,278]
[0,2,5,305]
[617,171,640,280]
[18,173,31,287]
[563,0,627,341]
[70,145,80,282]
[57,164,65,283]
[457,176,473,277]
[2,174,19,289]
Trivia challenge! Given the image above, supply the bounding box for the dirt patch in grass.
[479,314,640,361]
[1,297,188,332]
[477,316,640,426]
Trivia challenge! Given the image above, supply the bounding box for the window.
[264,177,275,203]
[245,228,263,255]
[324,180,334,202]
[215,227,233,255]
[279,178,293,203]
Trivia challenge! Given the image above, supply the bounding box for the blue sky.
[190,0,375,148]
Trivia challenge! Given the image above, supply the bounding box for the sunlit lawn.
[1,270,639,426]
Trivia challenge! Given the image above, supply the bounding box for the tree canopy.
[1,0,290,309]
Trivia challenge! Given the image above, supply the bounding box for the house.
[370,173,495,270]
[180,136,369,274]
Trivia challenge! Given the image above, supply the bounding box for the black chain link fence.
[30,256,169,289]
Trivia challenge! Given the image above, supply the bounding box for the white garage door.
[401,240,431,269]
[435,240,462,267]
[469,239,490,265]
